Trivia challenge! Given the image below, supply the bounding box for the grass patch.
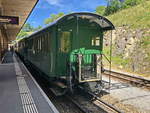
[140,36,150,47]
[111,56,130,67]
[103,46,129,67]
[107,0,150,29]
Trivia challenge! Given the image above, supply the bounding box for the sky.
[26,0,107,28]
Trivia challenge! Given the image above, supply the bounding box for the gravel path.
[101,75,150,113]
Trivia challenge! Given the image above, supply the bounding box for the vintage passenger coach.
[17,12,115,94]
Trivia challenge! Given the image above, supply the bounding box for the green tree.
[96,6,106,16]
[22,23,34,32]
[125,0,141,6]
[17,30,28,38]
[17,23,35,38]
[103,0,143,16]
[34,25,42,31]
[104,0,122,16]
[44,12,64,25]
[122,0,142,8]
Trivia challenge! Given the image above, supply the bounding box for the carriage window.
[47,33,50,51]
[41,35,44,52]
[60,32,71,53]
[39,37,42,51]
[34,38,37,53]
[91,37,100,46]
[43,34,46,52]
[29,39,33,49]
[37,37,41,52]
[45,33,49,52]
[38,38,40,50]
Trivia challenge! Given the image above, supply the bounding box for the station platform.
[0,52,59,113]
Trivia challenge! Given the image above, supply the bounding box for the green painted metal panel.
[55,17,103,77]
[22,15,105,79]
[70,48,102,63]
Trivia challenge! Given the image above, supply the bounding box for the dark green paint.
[18,13,114,80]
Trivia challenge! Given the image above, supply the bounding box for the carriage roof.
[22,12,115,40]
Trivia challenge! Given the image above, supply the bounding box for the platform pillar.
[0,25,8,62]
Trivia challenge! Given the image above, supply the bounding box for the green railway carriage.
[17,12,114,93]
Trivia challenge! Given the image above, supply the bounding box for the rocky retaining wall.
[104,26,150,75]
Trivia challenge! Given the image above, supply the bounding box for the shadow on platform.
[2,51,14,63]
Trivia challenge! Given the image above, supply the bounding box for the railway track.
[103,69,150,88]
[26,62,123,113]
[66,93,122,113]
[65,95,92,113]
[24,62,84,113]
[22,58,123,113]
[78,86,123,113]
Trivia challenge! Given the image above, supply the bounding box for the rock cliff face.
[104,26,150,76]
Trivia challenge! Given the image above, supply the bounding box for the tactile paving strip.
[13,55,39,113]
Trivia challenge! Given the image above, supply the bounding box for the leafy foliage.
[96,0,144,16]
[96,6,106,16]
[103,46,129,68]
[140,36,150,47]
[22,23,34,32]
[17,30,28,38]
[107,0,150,28]
[104,0,122,16]
[17,12,64,39]
[44,12,64,25]
[34,25,42,31]
[17,23,43,39]
[123,0,142,7]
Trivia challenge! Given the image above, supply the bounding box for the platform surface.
[0,52,59,113]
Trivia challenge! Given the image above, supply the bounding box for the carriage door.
[57,31,72,75]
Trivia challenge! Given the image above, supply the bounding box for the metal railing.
[77,54,101,82]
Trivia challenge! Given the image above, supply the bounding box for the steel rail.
[104,69,150,88]
[79,86,123,113]
[65,95,90,113]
